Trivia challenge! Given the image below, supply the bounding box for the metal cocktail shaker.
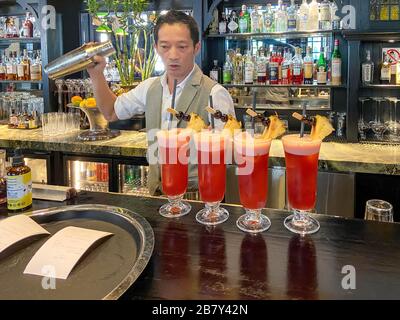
[44,41,116,80]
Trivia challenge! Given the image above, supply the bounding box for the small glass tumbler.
[364,199,394,223]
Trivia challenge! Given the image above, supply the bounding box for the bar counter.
[1,125,400,176]
[2,191,400,300]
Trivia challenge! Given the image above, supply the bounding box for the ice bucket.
[44,41,116,80]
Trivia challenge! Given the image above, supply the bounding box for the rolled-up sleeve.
[114,77,157,120]
[209,84,236,130]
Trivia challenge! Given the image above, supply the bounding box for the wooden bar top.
[1,191,400,300]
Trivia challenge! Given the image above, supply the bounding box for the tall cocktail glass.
[282,134,322,235]
[194,130,229,226]
[234,131,272,233]
[157,128,192,218]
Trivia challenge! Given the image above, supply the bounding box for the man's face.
[155,23,200,82]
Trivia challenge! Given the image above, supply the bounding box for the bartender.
[86,10,235,195]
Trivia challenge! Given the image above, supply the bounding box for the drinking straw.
[300,103,307,138]
[209,95,215,131]
[168,79,178,130]
[252,91,257,131]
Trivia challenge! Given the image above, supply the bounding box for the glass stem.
[205,201,220,217]
[245,208,262,222]
[168,194,183,208]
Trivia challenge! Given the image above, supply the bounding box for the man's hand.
[87,55,107,78]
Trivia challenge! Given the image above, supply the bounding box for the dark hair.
[154,10,199,46]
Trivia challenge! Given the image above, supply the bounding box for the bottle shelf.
[0,80,42,84]
[360,84,400,89]
[223,84,346,89]
[206,30,340,40]
[0,37,41,44]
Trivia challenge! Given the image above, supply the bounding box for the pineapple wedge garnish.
[310,115,335,140]
[224,115,242,136]
[262,115,287,140]
[187,113,207,132]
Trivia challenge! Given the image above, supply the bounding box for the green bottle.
[223,54,232,84]
[317,47,327,84]
[239,5,250,33]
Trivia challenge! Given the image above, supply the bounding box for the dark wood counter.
[1,191,400,300]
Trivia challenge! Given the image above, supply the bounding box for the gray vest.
[145,65,217,195]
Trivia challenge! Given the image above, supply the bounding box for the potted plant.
[86,0,158,87]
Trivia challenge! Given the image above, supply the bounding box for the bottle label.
[0,65,5,74]
[244,64,254,83]
[228,20,238,32]
[265,17,272,29]
[288,19,297,30]
[381,67,390,80]
[223,70,232,84]
[362,65,372,82]
[293,65,302,76]
[6,65,15,74]
[219,22,227,34]
[7,172,32,210]
[210,70,219,82]
[269,62,279,82]
[332,58,342,77]
[31,65,41,80]
[239,19,248,33]
[304,63,313,79]
[320,7,331,21]
[317,71,327,84]
[17,65,25,77]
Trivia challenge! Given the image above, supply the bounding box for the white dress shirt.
[114,65,235,130]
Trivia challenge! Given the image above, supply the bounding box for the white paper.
[24,226,113,280]
[0,215,50,254]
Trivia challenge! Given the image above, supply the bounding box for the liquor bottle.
[244,51,254,85]
[218,12,227,34]
[17,49,30,81]
[331,1,341,30]
[223,54,233,85]
[275,1,288,32]
[228,11,239,33]
[233,48,243,85]
[396,62,400,85]
[6,52,17,81]
[256,47,267,84]
[390,57,397,85]
[303,46,314,84]
[22,12,33,38]
[319,0,332,30]
[380,52,391,84]
[292,47,304,85]
[380,1,390,20]
[263,4,275,32]
[298,0,309,31]
[269,50,280,85]
[282,50,293,84]
[317,47,327,85]
[30,50,42,81]
[287,0,298,32]
[331,39,342,86]
[277,49,284,84]
[210,60,220,83]
[308,0,320,31]
[251,5,261,33]
[361,50,374,85]
[239,5,250,33]
[0,54,6,80]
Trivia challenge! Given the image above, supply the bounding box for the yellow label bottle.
[6,149,32,212]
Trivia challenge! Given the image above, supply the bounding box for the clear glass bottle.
[30,50,42,81]
[0,54,6,80]
[282,50,293,84]
[210,60,220,83]
[298,0,310,31]
[275,1,288,32]
[319,0,332,30]
[380,52,391,84]
[233,48,243,84]
[256,47,267,84]
[303,46,314,84]
[361,50,374,85]
[219,12,227,34]
[17,49,30,81]
[228,11,239,33]
[251,5,261,33]
[6,52,17,81]
[22,12,34,38]
[308,0,320,31]
[287,0,298,31]
[331,1,341,30]
[244,50,254,84]
[292,47,304,85]
[263,4,275,32]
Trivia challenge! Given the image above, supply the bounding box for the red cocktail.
[194,130,229,226]
[235,132,272,233]
[157,128,192,218]
[282,134,322,235]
